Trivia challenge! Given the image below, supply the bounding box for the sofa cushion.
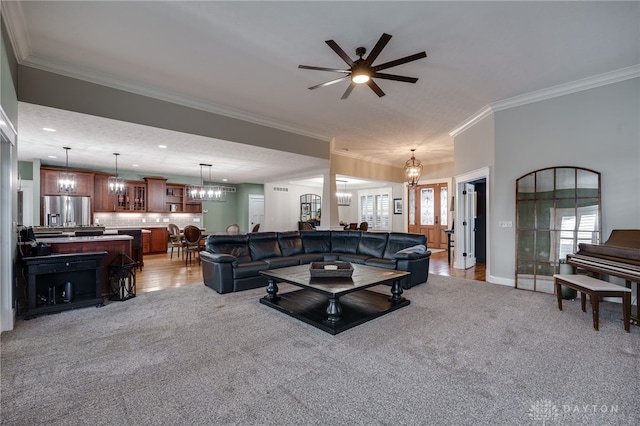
[233,260,270,279]
[277,231,304,257]
[330,230,361,253]
[301,230,331,253]
[294,253,326,264]
[249,232,282,261]
[337,253,371,264]
[365,257,397,269]
[264,256,300,269]
[206,234,251,263]
[357,232,389,258]
[383,233,427,260]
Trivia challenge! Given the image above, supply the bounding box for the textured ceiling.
[6,1,639,184]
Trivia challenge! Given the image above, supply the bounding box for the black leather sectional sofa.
[200,230,431,294]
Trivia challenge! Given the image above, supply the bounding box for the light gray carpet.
[2,275,638,425]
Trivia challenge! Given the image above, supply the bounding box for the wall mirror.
[516,166,601,293]
[300,194,321,222]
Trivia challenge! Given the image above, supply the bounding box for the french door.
[408,183,448,249]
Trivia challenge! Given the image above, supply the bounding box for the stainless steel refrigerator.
[42,196,91,226]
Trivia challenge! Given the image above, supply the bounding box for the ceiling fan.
[299,33,427,99]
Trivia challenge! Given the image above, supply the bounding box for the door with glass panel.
[408,183,448,249]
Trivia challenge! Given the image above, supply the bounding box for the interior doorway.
[454,168,489,276]
[248,195,264,232]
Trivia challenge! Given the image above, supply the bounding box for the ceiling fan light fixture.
[351,71,370,84]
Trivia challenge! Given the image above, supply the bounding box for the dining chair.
[226,224,240,235]
[167,223,184,259]
[348,223,358,230]
[358,222,369,231]
[251,223,260,233]
[301,222,314,231]
[183,225,202,266]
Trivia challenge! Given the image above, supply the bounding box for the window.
[359,187,392,230]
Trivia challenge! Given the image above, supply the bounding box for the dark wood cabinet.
[94,173,116,212]
[115,181,146,212]
[20,252,107,318]
[41,168,94,196]
[146,228,169,253]
[142,232,151,254]
[145,177,167,213]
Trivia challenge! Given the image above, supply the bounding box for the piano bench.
[554,274,632,332]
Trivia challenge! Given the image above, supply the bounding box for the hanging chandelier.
[404,149,423,187]
[187,164,207,201]
[57,147,77,193]
[336,179,351,206]
[108,153,126,195]
[187,164,227,202]
[204,164,226,202]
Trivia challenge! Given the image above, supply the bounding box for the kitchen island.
[23,234,133,297]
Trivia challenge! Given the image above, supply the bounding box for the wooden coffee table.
[260,263,410,334]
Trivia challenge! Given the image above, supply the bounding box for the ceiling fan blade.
[298,65,350,73]
[373,51,427,72]
[325,40,354,66]
[365,33,392,65]
[366,79,385,97]
[341,82,356,100]
[309,76,349,90]
[373,72,419,83]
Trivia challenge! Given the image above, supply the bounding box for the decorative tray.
[309,261,354,278]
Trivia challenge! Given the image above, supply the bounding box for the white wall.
[455,77,640,284]
[263,182,322,231]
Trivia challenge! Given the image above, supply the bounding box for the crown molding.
[19,55,332,143]
[2,0,31,62]
[450,64,640,138]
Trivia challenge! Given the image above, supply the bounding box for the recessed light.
[48,155,57,159]
[132,164,139,167]
[42,127,56,132]
[158,145,167,149]
[222,178,228,182]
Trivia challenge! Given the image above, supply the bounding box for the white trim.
[488,275,515,287]
[450,65,640,138]
[453,167,490,280]
[0,106,17,146]
[449,106,493,138]
[1,0,31,62]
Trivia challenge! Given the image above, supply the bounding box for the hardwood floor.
[135,248,486,294]
[428,249,486,281]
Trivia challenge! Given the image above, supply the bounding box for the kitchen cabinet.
[147,227,169,253]
[41,168,94,197]
[145,177,167,213]
[166,184,185,212]
[94,173,116,212]
[116,181,146,212]
[142,231,151,254]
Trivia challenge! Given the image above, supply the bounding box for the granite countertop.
[34,235,133,244]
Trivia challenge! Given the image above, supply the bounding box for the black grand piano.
[567,229,640,324]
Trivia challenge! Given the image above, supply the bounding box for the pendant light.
[204,164,226,202]
[336,179,352,206]
[404,149,423,187]
[57,147,77,193]
[187,164,207,201]
[108,153,126,195]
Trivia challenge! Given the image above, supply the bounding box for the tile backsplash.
[94,213,202,229]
